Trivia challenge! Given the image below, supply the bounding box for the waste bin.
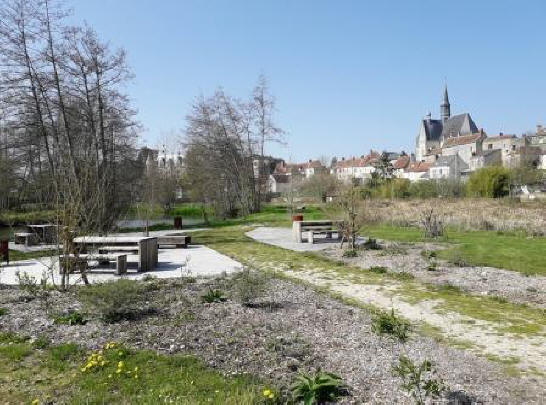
[0,239,9,264]
[174,216,183,229]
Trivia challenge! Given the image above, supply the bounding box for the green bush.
[371,309,411,342]
[201,288,226,303]
[290,371,347,404]
[466,167,510,198]
[78,279,151,323]
[53,311,87,325]
[408,180,439,199]
[392,355,445,405]
[0,307,7,316]
[369,266,387,274]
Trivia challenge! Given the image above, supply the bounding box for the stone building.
[415,86,479,161]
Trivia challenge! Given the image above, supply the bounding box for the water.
[115,217,204,229]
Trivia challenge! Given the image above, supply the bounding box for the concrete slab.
[0,244,241,285]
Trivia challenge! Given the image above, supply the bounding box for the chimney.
[341,157,345,161]
[537,124,543,133]
[499,131,503,136]
[309,159,312,163]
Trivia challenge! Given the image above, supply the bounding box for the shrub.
[201,288,226,303]
[362,238,381,250]
[33,335,51,349]
[371,309,411,342]
[0,307,7,316]
[369,266,387,274]
[392,355,445,405]
[230,268,268,306]
[420,209,444,238]
[53,311,87,325]
[78,279,151,323]
[342,249,358,258]
[466,167,510,198]
[408,180,439,199]
[290,371,347,404]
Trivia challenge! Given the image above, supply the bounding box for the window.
[488,144,492,149]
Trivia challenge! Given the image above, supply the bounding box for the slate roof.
[423,119,443,142]
[443,133,483,148]
[441,113,478,139]
[431,154,469,170]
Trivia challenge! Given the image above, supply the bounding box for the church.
[415,86,480,162]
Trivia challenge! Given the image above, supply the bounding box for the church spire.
[441,85,450,123]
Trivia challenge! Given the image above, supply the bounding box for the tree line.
[0,0,142,231]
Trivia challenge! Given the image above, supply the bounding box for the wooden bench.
[59,253,127,275]
[157,234,191,248]
[14,232,37,246]
[292,220,341,244]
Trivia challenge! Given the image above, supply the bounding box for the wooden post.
[116,255,127,275]
[138,239,147,272]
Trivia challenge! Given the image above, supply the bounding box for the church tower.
[440,85,450,123]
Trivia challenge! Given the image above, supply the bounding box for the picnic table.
[28,224,57,243]
[73,236,158,272]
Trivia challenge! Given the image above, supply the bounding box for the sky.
[69,0,546,162]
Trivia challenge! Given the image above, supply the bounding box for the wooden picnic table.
[73,236,158,272]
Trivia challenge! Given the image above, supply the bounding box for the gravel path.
[1,277,544,404]
[247,227,546,308]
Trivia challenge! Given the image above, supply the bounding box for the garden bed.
[1,275,544,403]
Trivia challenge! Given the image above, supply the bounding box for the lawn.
[0,333,264,404]
[362,224,546,276]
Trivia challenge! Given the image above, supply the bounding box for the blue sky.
[70,0,545,161]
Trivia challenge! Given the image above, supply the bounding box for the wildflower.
[118,361,124,368]
[31,399,39,405]
[118,351,124,356]
[268,393,274,399]
[263,389,272,397]
[108,374,113,379]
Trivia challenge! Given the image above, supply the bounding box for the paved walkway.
[1,229,241,285]
[246,226,349,252]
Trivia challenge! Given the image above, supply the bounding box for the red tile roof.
[333,152,379,168]
[406,161,430,173]
[393,155,410,169]
[442,133,483,148]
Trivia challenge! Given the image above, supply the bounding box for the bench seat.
[59,253,127,275]
[158,235,190,248]
[98,246,140,254]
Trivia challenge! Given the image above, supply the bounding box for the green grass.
[192,226,546,338]
[0,210,56,226]
[7,249,58,262]
[0,339,266,404]
[363,224,546,276]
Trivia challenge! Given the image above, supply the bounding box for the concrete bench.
[293,220,341,244]
[59,253,127,275]
[98,246,140,254]
[14,232,37,246]
[157,234,190,248]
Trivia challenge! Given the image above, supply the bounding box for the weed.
[291,370,347,404]
[0,307,7,316]
[391,272,414,281]
[371,309,411,342]
[426,262,437,272]
[421,209,444,238]
[420,250,437,259]
[201,288,226,303]
[53,311,87,325]
[362,238,381,250]
[369,266,387,274]
[0,332,29,344]
[78,279,152,323]
[48,343,82,371]
[392,355,445,405]
[33,335,51,349]
[0,342,32,361]
[230,268,268,306]
[342,249,358,258]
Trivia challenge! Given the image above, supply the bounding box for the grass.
[191,225,546,339]
[362,223,546,276]
[7,249,58,262]
[0,339,265,404]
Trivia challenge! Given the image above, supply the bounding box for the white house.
[429,154,468,180]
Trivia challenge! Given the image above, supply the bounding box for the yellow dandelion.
[118,351,124,356]
[268,393,274,399]
[263,389,271,397]
[134,374,138,379]
[118,361,124,368]
[31,400,39,405]
[108,374,113,378]
[134,366,138,372]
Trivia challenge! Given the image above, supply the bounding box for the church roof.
[422,119,443,142]
[441,113,478,139]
